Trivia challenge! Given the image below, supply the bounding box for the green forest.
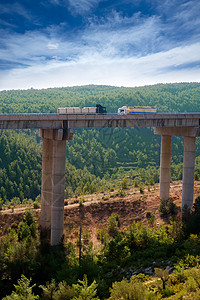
[1,83,200,299]
[1,83,200,200]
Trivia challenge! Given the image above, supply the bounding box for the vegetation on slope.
[1,83,200,298]
[0,83,200,201]
[1,197,200,299]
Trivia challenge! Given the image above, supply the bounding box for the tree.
[2,275,39,300]
[154,268,169,290]
[107,213,119,237]
[72,274,99,300]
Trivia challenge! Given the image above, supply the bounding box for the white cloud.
[0,2,34,22]
[0,29,81,66]
[0,4,200,90]
[67,0,101,14]
[84,13,163,56]
[0,42,199,90]
[47,43,59,50]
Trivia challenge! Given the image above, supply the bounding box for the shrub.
[18,222,31,241]
[33,202,40,209]
[11,197,21,206]
[115,189,126,197]
[72,274,99,300]
[79,198,84,206]
[146,212,152,219]
[0,198,3,210]
[2,274,39,300]
[72,199,79,204]
[107,213,119,237]
[194,171,199,181]
[35,194,41,202]
[134,178,139,187]
[159,198,178,217]
[106,235,130,261]
[18,210,37,240]
[65,186,74,198]
[121,177,128,189]
[149,178,155,186]
[102,195,109,201]
[96,228,109,244]
[40,279,74,300]
[109,277,149,300]
[139,186,144,194]
[64,199,68,206]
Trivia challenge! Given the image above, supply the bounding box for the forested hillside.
[0,82,200,201]
[2,83,200,299]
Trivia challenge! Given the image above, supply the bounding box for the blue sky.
[0,0,200,90]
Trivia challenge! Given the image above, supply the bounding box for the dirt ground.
[1,181,200,243]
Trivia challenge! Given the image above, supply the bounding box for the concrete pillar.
[40,138,53,238]
[182,136,196,210]
[51,139,66,245]
[159,135,172,200]
[40,128,73,245]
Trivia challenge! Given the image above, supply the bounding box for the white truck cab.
[118,106,127,114]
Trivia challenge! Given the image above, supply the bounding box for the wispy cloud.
[48,0,102,15]
[0,41,200,90]
[0,2,33,22]
[67,0,102,14]
[84,12,163,56]
[0,1,199,90]
[156,0,200,40]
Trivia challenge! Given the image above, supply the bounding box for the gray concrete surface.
[39,129,71,245]
[1,113,200,129]
[182,137,196,210]
[159,135,172,200]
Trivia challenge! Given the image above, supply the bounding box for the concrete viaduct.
[1,112,200,245]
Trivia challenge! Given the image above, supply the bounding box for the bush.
[96,228,109,244]
[40,279,74,300]
[139,186,144,194]
[149,178,155,186]
[115,189,126,197]
[0,198,4,210]
[121,178,128,189]
[146,212,152,219]
[194,171,199,180]
[72,274,99,300]
[64,199,68,206]
[109,276,149,300]
[107,213,119,237]
[159,198,178,217]
[35,194,41,202]
[33,202,40,209]
[18,210,37,240]
[2,275,39,300]
[65,186,74,198]
[134,178,139,187]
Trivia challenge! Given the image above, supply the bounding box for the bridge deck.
[0,113,200,129]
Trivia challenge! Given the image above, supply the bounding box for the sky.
[0,0,200,90]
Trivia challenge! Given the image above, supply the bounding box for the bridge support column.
[40,129,73,245]
[51,139,66,245]
[182,136,196,211]
[40,138,53,239]
[159,135,171,200]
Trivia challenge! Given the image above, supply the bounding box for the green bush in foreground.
[2,275,39,300]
